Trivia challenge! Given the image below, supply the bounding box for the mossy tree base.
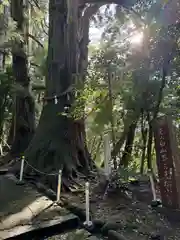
[25,101,92,190]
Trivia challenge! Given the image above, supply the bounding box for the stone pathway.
[0,174,78,239]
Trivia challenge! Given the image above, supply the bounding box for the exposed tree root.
[0,153,18,167]
[24,103,92,191]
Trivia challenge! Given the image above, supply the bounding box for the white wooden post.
[54,95,58,104]
[56,169,62,202]
[103,134,111,178]
[84,182,92,226]
[0,144,3,156]
[149,171,157,201]
[19,156,25,182]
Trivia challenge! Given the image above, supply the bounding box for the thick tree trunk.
[10,91,35,156]
[0,4,9,146]
[9,0,35,156]
[26,101,91,186]
[25,0,92,187]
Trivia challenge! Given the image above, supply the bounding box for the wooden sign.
[153,116,180,209]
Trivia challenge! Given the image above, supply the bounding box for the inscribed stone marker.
[153,116,180,209]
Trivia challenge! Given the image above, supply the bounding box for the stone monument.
[153,115,180,209]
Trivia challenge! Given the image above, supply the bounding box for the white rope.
[18,157,60,176]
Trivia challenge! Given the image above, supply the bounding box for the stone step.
[0,175,78,239]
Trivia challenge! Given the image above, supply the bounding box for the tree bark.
[147,118,153,170]
[0,4,9,70]
[0,6,7,146]
[120,121,137,168]
[140,111,147,174]
[10,0,35,157]
[111,107,141,161]
[25,0,92,188]
[107,68,117,168]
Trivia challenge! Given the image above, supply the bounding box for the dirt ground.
[2,160,180,240]
[62,176,180,240]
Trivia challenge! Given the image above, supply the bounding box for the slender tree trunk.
[10,0,35,156]
[120,121,137,168]
[147,118,153,170]
[111,109,140,161]
[140,131,147,173]
[0,52,5,70]
[140,112,147,174]
[107,68,117,169]
[0,4,9,70]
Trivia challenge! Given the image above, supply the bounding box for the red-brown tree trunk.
[24,0,91,189]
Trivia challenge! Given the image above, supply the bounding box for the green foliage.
[84,2,180,172]
[118,166,139,182]
[0,65,14,141]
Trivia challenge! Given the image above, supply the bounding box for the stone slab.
[0,214,78,240]
[0,175,52,228]
[0,175,78,239]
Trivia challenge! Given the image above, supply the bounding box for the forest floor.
[1,159,180,239]
[61,174,180,240]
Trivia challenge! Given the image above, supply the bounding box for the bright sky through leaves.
[89,0,179,44]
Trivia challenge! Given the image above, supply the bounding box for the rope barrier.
[17,156,64,203]
[18,157,60,176]
[42,85,73,103]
